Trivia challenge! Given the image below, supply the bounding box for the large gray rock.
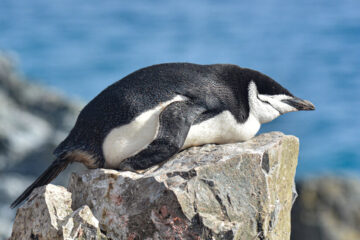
[291,177,360,240]
[69,131,298,239]
[10,132,299,240]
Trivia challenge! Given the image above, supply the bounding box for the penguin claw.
[117,162,135,172]
[117,160,160,174]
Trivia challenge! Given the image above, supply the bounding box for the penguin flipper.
[10,156,71,208]
[118,101,206,171]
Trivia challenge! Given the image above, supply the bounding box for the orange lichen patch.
[120,215,129,227]
[172,217,182,223]
[152,205,198,240]
[77,228,84,238]
[114,195,123,205]
[102,209,107,219]
[127,232,139,240]
[159,205,170,219]
[109,173,119,180]
[108,217,113,226]
[106,181,114,199]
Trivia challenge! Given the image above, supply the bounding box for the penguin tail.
[10,155,71,209]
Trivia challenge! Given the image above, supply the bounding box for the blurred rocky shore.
[0,55,84,239]
[1,55,359,240]
[292,177,360,240]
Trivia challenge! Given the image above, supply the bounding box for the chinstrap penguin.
[11,63,315,208]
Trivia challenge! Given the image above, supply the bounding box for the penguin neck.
[247,81,281,124]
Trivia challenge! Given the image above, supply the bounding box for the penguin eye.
[257,94,272,106]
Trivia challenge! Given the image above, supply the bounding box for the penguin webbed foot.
[117,159,160,174]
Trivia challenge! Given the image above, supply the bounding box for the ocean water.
[0,0,359,178]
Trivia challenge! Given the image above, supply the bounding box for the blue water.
[0,0,359,178]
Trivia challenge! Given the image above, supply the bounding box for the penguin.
[11,63,315,208]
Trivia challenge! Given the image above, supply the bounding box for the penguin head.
[247,74,315,124]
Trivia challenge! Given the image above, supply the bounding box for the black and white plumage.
[11,63,315,208]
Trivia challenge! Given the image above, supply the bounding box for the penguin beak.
[282,97,315,111]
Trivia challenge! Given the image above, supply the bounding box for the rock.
[10,132,299,239]
[62,205,107,240]
[67,132,299,239]
[10,185,73,240]
[9,184,106,240]
[291,177,360,240]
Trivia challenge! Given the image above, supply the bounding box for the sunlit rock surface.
[10,185,106,240]
[11,132,299,240]
[10,185,73,240]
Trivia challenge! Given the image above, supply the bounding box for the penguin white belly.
[182,111,260,149]
[102,95,186,168]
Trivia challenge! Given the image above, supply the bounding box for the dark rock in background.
[0,55,84,239]
[291,177,360,240]
[0,55,83,170]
